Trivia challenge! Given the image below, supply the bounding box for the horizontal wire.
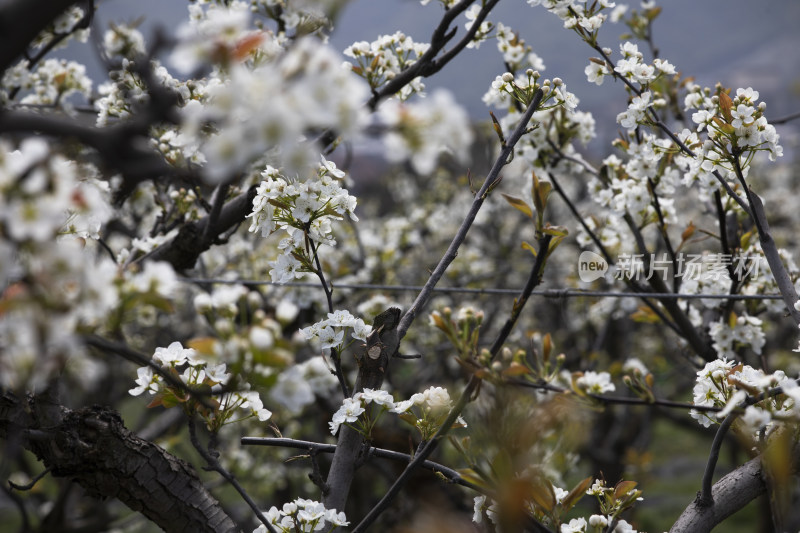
[177,277,782,301]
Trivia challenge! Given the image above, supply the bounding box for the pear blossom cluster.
[246,160,359,283]
[329,386,466,440]
[575,371,615,394]
[560,516,637,533]
[483,65,596,183]
[614,42,676,86]
[102,24,147,58]
[376,89,475,174]
[474,478,641,532]
[495,23,546,72]
[689,358,800,436]
[269,356,340,414]
[526,0,619,34]
[707,314,766,359]
[28,5,89,52]
[12,58,92,110]
[174,3,368,181]
[299,309,371,352]
[343,31,430,100]
[253,498,348,533]
[94,29,192,129]
[171,1,261,73]
[463,4,494,49]
[584,134,678,224]
[685,85,783,181]
[0,139,120,390]
[129,341,273,431]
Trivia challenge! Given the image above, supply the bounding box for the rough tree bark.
[0,391,240,533]
[669,456,766,533]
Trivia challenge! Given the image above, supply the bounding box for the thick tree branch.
[0,0,79,73]
[0,392,239,533]
[669,455,766,533]
[137,185,257,270]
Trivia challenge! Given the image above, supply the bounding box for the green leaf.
[521,241,538,256]
[490,449,514,481]
[457,468,493,490]
[501,193,533,218]
[542,225,569,237]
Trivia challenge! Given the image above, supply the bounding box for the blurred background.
[69,0,800,155]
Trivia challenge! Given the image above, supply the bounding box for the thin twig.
[188,417,278,533]
[396,89,544,341]
[7,467,51,491]
[506,378,724,414]
[697,411,737,507]
[367,0,502,109]
[768,110,800,125]
[240,437,483,492]
[731,155,800,325]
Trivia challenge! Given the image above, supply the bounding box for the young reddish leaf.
[542,225,569,237]
[146,393,166,409]
[187,337,217,356]
[681,221,696,242]
[457,469,493,491]
[645,6,662,20]
[490,449,514,481]
[397,413,417,426]
[542,333,552,361]
[502,362,531,377]
[430,312,448,330]
[570,371,586,397]
[561,476,593,511]
[728,310,738,330]
[614,480,638,500]
[233,32,266,61]
[718,90,733,122]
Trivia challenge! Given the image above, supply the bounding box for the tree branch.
[366,0,500,110]
[137,185,257,270]
[0,391,238,533]
[0,0,80,73]
[669,455,766,533]
[241,437,483,492]
[397,89,544,341]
